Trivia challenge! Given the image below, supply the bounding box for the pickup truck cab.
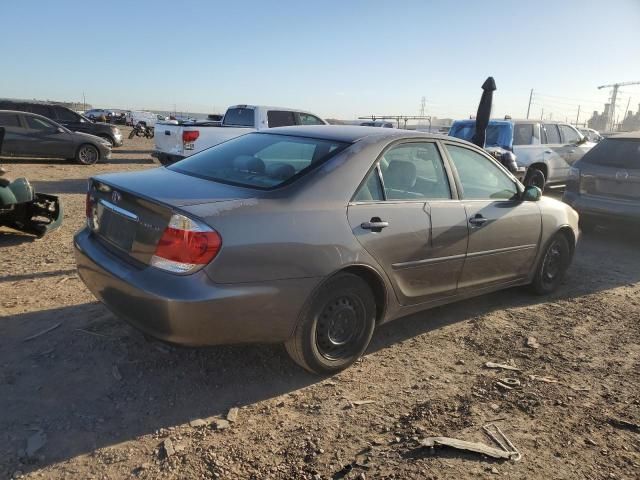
[153,105,327,165]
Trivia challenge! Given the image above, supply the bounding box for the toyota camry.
[74,126,579,374]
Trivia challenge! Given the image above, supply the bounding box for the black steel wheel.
[531,233,572,295]
[285,273,376,374]
[76,144,99,165]
[525,168,546,191]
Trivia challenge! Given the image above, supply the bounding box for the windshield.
[170,133,349,189]
[223,108,255,127]
[449,122,513,149]
[581,138,640,169]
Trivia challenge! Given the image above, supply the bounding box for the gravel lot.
[1,130,639,479]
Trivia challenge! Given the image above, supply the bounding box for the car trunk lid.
[88,167,257,265]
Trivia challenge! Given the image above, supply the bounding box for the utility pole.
[526,89,533,119]
[82,91,86,111]
[540,108,544,120]
[575,105,580,126]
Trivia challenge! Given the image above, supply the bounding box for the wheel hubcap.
[316,296,365,360]
[80,147,97,163]
[543,242,563,282]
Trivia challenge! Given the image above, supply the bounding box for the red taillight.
[151,214,221,273]
[182,130,200,143]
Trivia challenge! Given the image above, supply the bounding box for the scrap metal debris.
[485,362,520,371]
[419,423,521,461]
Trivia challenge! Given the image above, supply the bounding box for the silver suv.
[449,119,594,189]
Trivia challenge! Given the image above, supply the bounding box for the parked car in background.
[563,132,640,231]
[360,121,395,128]
[0,99,123,147]
[449,119,593,190]
[0,110,111,164]
[579,127,603,143]
[75,126,578,374]
[153,104,327,165]
[84,109,115,121]
[126,110,162,127]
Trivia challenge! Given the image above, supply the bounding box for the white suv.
[449,119,594,190]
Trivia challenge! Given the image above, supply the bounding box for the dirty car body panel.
[74,126,579,347]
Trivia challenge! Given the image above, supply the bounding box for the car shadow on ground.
[1,229,639,474]
[0,230,37,246]
[1,156,156,166]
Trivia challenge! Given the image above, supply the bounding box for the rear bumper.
[151,151,185,165]
[563,191,640,223]
[74,228,319,345]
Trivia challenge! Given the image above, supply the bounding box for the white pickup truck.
[152,105,327,165]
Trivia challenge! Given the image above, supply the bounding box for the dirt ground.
[1,129,639,480]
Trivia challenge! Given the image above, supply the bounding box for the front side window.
[170,133,348,189]
[446,144,518,200]
[25,116,54,130]
[379,143,451,200]
[559,125,580,144]
[0,112,21,127]
[514,123,540,145]
[267,110,296,127]
[296,113,324,125]
[581,139,640,169]
[542,124,561,144]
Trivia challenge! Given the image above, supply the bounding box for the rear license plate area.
[97,202,137,251]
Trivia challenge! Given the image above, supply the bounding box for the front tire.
[285,273,376,375]
[531,233,572,295]
[76,144,100,165]
[525,167,546,191]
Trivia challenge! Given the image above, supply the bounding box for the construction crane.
[597,81,640,131]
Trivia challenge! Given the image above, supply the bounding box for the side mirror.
[575,136,588,145]
[522,185,542,202]
[56,127,65,134]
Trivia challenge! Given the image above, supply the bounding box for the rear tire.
[285,273,376,375]
[525,167,546,191]
[76,144,99,165]
[531,233,572,295]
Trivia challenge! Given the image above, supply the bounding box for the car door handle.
[544,150,553,154]
[361,219,389,230]
[469,215,488,227]
[568,149,575,153]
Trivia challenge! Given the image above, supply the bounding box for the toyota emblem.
[111,190,122,203]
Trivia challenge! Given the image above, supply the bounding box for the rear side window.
[54,106,79,122]
[581,139,640,169]
[0,112,21,127]
[170,133,348,189]
[267,110,296,127]
[28,104,54,118]
[223,108,255,127]
[542,124,561,144]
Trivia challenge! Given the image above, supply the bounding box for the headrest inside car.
[385,160,417,191]
[266,163,296,180]
[233,155,265,174]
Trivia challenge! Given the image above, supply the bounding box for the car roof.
[260,125,454,143]
[0,109,63,124]
[609,130,640,139]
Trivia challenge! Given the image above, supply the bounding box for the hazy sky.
[2,0,640,122]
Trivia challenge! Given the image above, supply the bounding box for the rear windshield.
[222,108,255,127]
[170,133,349,189]
[449,122,513,149]
[581,138,640,169]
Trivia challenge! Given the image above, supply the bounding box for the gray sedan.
[0,110,111,164]
[74,126,579,374]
